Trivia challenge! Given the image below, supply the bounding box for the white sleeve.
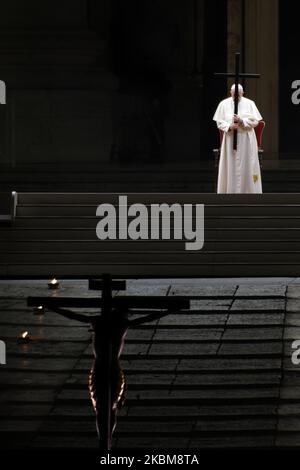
[242,116,259,130]
[213,102,231,133]
[242,101,262,130]
[216,120,231,133]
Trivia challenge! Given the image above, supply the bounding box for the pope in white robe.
[213,84,263,194]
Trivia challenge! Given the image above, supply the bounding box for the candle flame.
[48,278,59,289]
[21,331,29,339]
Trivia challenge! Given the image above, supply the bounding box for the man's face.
[230,89,244,99]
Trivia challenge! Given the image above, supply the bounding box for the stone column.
[227,0,279,161]
[244,0,279,161]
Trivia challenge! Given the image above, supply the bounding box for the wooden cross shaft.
[215,52,260,150]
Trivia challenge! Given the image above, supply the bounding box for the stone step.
[1,182,299,192]
[16,192,300,205]
[2,251,300,264]
[0,263,299,278]
[2,227,300,241]
[3,178,300,193]
[0,240,298,251]
[14,216,300,229]
[17,205,300,217]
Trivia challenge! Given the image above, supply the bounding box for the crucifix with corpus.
[215,52,260,150]
[28,274,189,451]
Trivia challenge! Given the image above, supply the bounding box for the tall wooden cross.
[28,274,189,451]
[215,52,260,150]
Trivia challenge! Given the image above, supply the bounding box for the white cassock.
[213,96,263,194]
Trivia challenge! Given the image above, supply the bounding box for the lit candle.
[19,331,30,342]
[33,305,44,315]
[48,278,60,289]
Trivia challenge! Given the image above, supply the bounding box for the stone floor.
[1,278,300,450]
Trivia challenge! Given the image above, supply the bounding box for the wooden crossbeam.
[27,295,189,310]
[89,278,126,291]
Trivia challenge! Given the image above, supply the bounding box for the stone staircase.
[1,192,300,278]
[1,164,300,193]
[0,278,293,451]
